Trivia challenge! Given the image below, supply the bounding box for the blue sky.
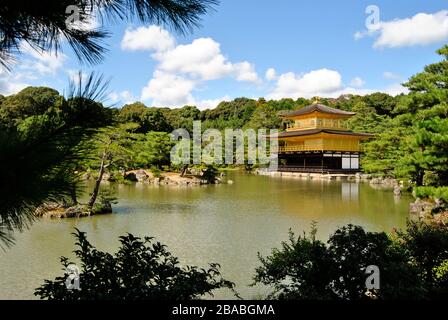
[1,0,447,109]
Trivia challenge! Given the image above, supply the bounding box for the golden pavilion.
[276,103,373,173]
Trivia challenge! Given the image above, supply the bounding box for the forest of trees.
[1,45,448,210]
[111,45,448,204]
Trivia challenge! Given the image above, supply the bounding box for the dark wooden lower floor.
[278,151,361,173]
[277,165,360,174]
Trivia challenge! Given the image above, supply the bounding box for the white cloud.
[154,37,260,83]
[355,10,448,48]
[350,77,365,88]
[267,67,407,100]
[0,44,60,95]
[20,43,66,75]
[67,69,89,84]
[0,41,68,96]
[196,96,230,110]
[382,83,408,96]
[155,38,233,80]
[69,13,100,32]
[265,68,277,81]
[354,29,375,41]
[354,31,364,40]
[108,90,137,105]
[123,27,261,107]
[375,11,448,48]
[383,71,402,80]
[141,71,196,106]
[318,83,408,98]
[121,26,175,52]
[0,71,29,95]
[234,61,259,83]
[268,68,343,99]
[140,68,231,109]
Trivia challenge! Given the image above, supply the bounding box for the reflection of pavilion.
[275,103,373,173]
[277,180,361,220]
[341,182,359,201]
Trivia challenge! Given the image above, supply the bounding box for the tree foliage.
[35,229,234,300]
[117,102,148,126]
[0,76,113,247]
[396,222,448,296]
[0,87,60,129]
[0,0,218,68]
[134,132,174,169]
[398,117,448,186]
[253,222,448,300]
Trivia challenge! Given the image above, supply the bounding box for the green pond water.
[0,172,413,299]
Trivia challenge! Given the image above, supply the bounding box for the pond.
[0,172,413,299]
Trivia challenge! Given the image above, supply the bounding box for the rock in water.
[124,171,138,182]
[135,169,149,182]
[409,199,434,218]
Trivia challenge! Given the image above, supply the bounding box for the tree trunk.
[88,153,106,210]
[180,164,189,177]
[416,168,424,187]
[70,186,78,206]
[415,148,425,187]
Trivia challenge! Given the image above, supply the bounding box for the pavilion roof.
[280,104,355,118]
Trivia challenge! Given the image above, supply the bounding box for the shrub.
[396,222,448,297]
[414,186,448,203]
[150,166,162,178]
[201,165,219,184]
[35,229,234,300]
[253,223,432,300]
[252,226,334,300]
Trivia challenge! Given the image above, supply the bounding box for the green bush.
[201,165,219,183]
[414,186,448,202]
[150,166,162,178]
[253,222,448,300]
[396,222,448,298]
[35,229,235,300]
[434,260,448,285]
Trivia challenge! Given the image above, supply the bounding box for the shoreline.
[255,169,447,224]
[254,168,370,181]
[37,169,232,219]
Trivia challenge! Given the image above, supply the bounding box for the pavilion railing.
[278,144,362,153]
[285,124,349,131]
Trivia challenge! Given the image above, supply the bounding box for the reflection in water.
[0,173,413,299]
[341,182,359,201]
